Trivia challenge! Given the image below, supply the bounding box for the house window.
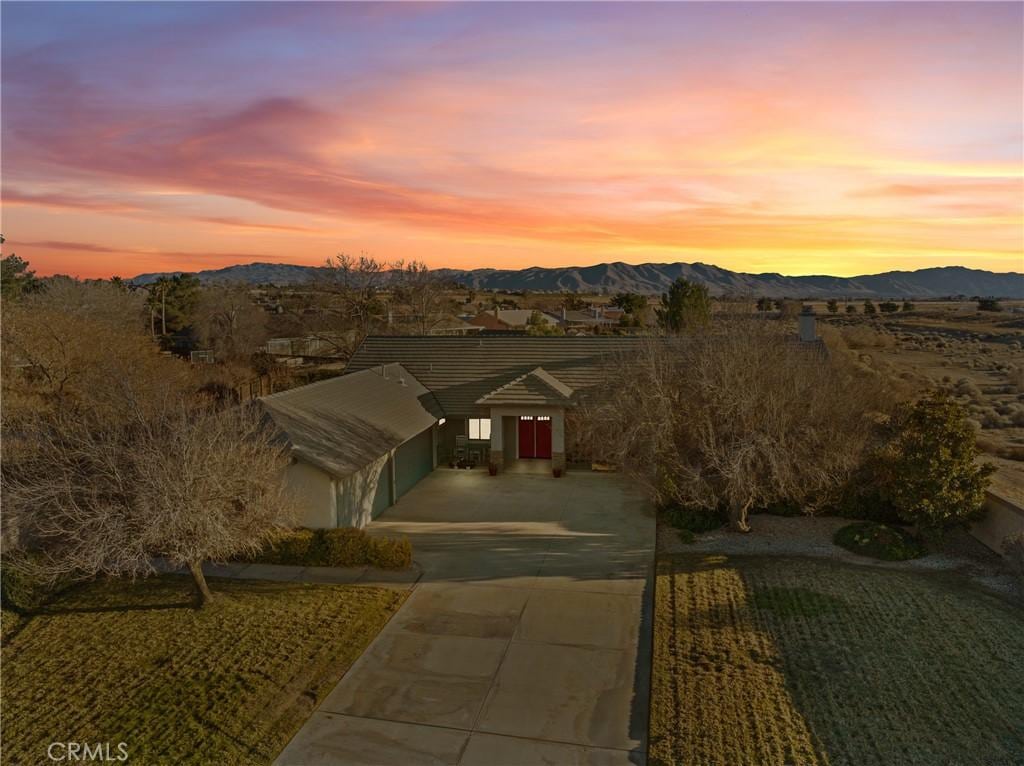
[468,418,491,440]
[536,415,551,421]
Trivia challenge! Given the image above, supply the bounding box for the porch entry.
[517,415,552,459]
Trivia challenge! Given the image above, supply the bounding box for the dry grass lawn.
[651,555,1024,766]
[1,576,405,765]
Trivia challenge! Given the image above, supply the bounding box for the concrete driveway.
[275,468,655,766]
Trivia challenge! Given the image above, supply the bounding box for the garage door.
[394,427,434,499]
[370,459,392,518]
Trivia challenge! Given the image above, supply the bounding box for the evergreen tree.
[656,278,711,333]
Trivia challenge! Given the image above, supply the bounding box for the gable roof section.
[259,363,436,478]
[476,367,575,406]
[346,336,640,417]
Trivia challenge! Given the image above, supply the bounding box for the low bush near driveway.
[650,555,1024,766]
[833,521,926,561]
[249,527,412,569]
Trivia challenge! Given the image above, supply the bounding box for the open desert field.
[821,301,1024,503]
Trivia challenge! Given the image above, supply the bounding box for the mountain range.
[131,261,1024,299]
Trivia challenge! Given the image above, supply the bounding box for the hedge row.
[247,528,412,570]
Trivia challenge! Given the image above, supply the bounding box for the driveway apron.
[275,469,655,766]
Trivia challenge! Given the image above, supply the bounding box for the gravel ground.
[658,514,1023,602]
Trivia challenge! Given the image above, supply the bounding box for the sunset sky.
[2,2,1022,279]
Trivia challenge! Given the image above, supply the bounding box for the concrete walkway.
[275,468,656,766]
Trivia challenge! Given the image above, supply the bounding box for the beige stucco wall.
[970,491,1024,555]
[284,459,336,529]
[286,454,393,530]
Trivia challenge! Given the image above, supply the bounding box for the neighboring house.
[555,306,621,330]
[427,316,483,336]
[263,333,353,359]
[468,309,559,331]
[259,363,441,528]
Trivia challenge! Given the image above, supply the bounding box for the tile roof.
[346,336,640,417]
[476,367,575,406]
[258,363,437,477]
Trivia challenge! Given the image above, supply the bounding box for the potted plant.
[488,463,497,476]
[552,467,563,478]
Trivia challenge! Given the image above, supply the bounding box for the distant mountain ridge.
[131,260,1024,299]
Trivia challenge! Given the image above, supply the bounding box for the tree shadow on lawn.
[29,574,312,617]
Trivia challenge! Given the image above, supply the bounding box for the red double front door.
[518,416,552,459]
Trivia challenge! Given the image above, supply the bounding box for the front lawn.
[2,576,405,765]
[651,555,1024,766]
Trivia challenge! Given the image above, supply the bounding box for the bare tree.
[322,252,396,334]
[391,261,454,334]
[2,284,295,606]
[579,317,892,531]
[2,283,185,422]
[279,253,400,358]
[195,284,269,360]
[4,402,294,607]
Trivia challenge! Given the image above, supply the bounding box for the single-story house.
[347,335,641,472]
[555,307,621,330]
[468,309,560,331]
[261,336,639,528]
[426,316,483,336]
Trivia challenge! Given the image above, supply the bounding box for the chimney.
[798,306,817,342]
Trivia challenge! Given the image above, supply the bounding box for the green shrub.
[251,528,320,565]
[831,482,901,524]
[873,392,995,534]
[834,522,926,561]
[363,535,413,569]
[660,504,725,534]
[247,528,412,569]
